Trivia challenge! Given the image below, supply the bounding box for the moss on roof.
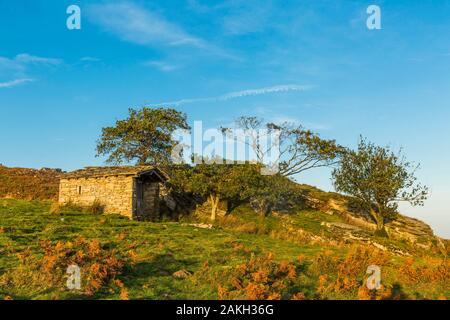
[62,166,165,179]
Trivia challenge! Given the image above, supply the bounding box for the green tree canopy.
[332,137,428,233]
[171,161,265,221]
[249,173,305,216]
[169,160,304,218]
[96,107,190,165]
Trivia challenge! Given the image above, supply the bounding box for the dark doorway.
[134,179,145,219]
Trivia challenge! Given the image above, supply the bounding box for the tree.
[223,116,343,177]
[172,161,264,221]
[96,107,190,165]
[332,137,428,233]
[249,173,304,216]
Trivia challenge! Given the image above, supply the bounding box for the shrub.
[397,256,449,285]
[312,245,391,297]
[0,237,136,298]
[48,200,105,215]
[88,200,105,215]
[374,228,389,238]
[49,202,61,215]
[48,201,84,215]
[218,252,304,300]
[357,283,408,300]
[219,215,268,235]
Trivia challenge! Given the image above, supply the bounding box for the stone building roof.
[62,166,167,181]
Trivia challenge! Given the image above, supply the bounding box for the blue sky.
[0,0,449,237]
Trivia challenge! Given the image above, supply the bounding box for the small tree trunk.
[209,194,220,221]
[370,208,385,231]
[376,219,384,231]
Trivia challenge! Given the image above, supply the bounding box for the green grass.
[0,199,328,299]
[0,199,448,300]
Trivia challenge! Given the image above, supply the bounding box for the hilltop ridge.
[0,164,447,254]
[0,165,62,200]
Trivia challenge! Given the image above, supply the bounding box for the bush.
[311,245,391,297]
[374,228,389,238]
[218,252,304,300]
[216,214,268,235]
[88,200,105,215]
[48,201,84,215]
[49,200,105,215]
[397,256,449,285]
[0,237,136,298]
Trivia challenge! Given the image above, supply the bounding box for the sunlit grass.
[0,199,448,300]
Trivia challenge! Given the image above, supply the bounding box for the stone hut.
[58,166,167,220]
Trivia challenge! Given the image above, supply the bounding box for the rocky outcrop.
[305,193,440,251]
[386,215,435,248]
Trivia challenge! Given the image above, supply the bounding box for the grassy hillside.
[0,165,61,200]
[0,199,448,300]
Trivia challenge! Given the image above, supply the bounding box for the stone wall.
[59,176,134,218]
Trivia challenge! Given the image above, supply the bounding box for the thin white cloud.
[0,54,63,70]
[87,3,202,48]
[221,85,312,100]
[80,56,101,62]
[0,78,34,88]
[0,57,25,73]
[15,54,62,65]
[0,53,63,87]
[187,0,271,35]
[143,60,178,72]
[152,84,313,106]
[87,2,234,59]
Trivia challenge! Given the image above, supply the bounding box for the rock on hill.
[301,187,445,254]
